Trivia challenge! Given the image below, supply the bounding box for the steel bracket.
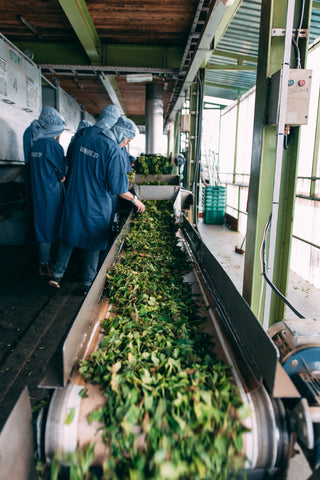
[271,28,309,38]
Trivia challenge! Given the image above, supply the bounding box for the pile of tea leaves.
[136,155,172,175]
[77,201,248,479]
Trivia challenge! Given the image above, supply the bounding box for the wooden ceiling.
[1,0,252,129]
[0,0,208,124]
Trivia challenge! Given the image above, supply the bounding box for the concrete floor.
[197,220,318,480]
[197,220,320,321]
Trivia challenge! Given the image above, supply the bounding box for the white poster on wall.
[0,34,41,163]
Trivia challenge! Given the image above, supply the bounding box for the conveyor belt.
[0,187,317,479]
[38,191,294,477]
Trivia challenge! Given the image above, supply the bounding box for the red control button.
[298,79,306,86]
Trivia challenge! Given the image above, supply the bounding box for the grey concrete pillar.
[145,83,163,154]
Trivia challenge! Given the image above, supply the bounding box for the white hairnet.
[33,107,65,141]
[77,120,93,132]
[96,104,120,130]
[111,117,137,144]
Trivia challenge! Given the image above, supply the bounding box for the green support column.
[233,99,240,184]
[174,111,180,157]
[171,112,180,175]
[243,0,312,326]
[187,81,198,194]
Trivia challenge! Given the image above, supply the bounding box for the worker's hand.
[133,199,145,213]
[61,176,66,183]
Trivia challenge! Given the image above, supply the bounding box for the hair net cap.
[77,120,93,132]
[115,117,137,140]
[33,107,65,141]
[38,107,64,129]
[96,104,120,130]
[38,106,58,123]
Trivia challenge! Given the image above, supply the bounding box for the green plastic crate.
[202,186,226,224]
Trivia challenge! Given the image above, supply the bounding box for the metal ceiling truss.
[166,0,243,126]
[164,0,215,125]
[40,64,178,78]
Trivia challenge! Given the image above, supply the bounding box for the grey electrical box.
[181,114,191,132]
[268,69,312,126]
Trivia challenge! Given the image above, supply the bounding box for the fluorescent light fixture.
[126,73,153,83]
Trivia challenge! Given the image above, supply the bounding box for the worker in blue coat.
[65,119,93,188]
[74,119,93,135]
[66,119,93,166]
[49,115,145,294]
[101,130,135,251]
[29,108,66,277]
[23,106,63,246]
[121,146,132,173]
[66,105,120,167]
[129,154,137,170]
[66,105,120,182]
[23,106,61,164]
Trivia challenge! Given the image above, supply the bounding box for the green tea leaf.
[65,407,75,425]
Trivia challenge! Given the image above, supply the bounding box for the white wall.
[204,41,320,289]
[291,40,320,287]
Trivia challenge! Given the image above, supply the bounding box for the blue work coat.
[66,125,95,166]
[59,129,129,250]
[23,120,40,164]
[65,125,100,186]
[108,147,132,217]
[30,138,66,243]
[121,147,132,173]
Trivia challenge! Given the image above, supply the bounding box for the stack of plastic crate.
[202,185,226,224]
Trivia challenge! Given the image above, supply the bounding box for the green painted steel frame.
[58,0,101,64]
[14,42,183,70]
[187,81,198,205]
[243,0,313,326]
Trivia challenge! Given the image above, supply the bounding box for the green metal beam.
[212,50,258,63]
[104,45,183,69]
[99,74,126,116]
[205,81,247,92]
[200,0,243,67]
[128,115,145,125]
[58,0,101,64]
[206,64,257,71]
[212,0,243,50]
[14,41,89,64]
[14,41,182,71]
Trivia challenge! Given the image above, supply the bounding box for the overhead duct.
[145,83,164,154]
